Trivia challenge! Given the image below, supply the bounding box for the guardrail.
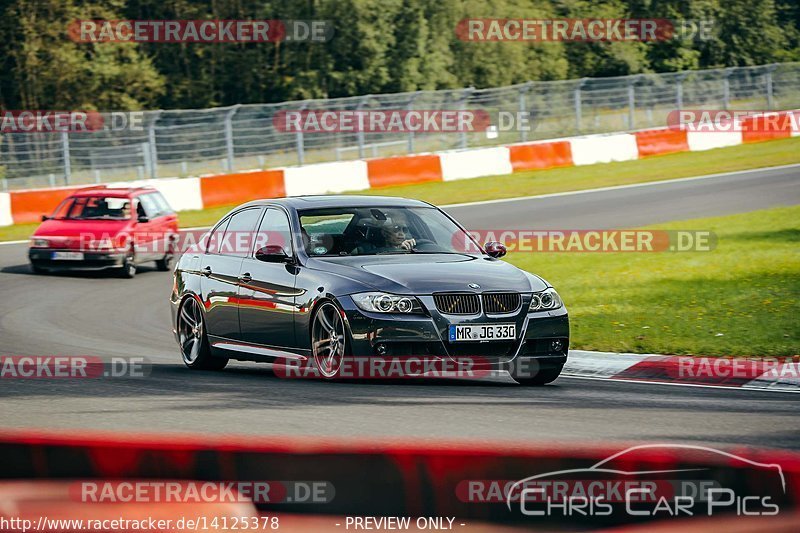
[1,63,799,190]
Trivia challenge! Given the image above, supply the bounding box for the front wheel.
[311,301,349,379]
[178,297,228,370]
[119,248,137,278]
[511,364,563,386]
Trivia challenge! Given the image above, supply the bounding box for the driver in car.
[380,220,416,251]
[351,216,416,254]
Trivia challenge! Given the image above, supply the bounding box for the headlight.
[529,288,563,311]
[30,238,50,248]
[352,292,424,314]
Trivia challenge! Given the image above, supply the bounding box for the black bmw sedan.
[170,196,569,385]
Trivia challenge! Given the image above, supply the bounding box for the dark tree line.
[0,0,797,111]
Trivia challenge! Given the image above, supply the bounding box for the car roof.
[69,186,156,198]
[240,195,432,210]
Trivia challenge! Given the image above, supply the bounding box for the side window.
[137,194,159,218]
[221,208,263,257]
[149,192,174,215]
[255,208,293,256]
[205,217,230,255]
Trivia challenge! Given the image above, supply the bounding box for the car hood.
[33,219,131,239]
[309,253,547,294]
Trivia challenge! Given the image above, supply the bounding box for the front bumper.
[339,294,569,369]
[29,248,126,271]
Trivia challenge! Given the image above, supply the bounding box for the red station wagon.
[28,186,179,278]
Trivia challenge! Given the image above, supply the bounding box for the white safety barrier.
[283,160,370,196]
[107,177,204,212]
[0,193,12,227]
[439,147,513,181]
[569,133,639,165]
[686,131,743,151]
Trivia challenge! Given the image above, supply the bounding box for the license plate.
[449,324,516,342]
[51,251,84,260]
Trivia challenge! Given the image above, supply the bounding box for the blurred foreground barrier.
[0,430,799,528]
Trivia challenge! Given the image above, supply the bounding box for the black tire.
[119,248,137,278]
[155,252,173,271]
[30,263,46,274]
[311,300,350,379]
[511,364,563,386]
[178,297,228,370]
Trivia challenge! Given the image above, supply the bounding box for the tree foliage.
[0,0,797,110]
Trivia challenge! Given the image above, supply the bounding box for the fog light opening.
[550,339,563,352]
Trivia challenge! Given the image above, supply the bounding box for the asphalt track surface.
[1,165,799,448]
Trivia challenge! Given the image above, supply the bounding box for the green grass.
[355,136,800,205]
[505,205,800,357]
[2,136,799,243]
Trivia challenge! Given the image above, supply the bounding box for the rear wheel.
[311,301,348,379]
[511,364,563,386]
[178,297,228,370]
[155,251,173,271]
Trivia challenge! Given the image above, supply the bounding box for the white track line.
[560,374,800,394]
[2,162,798,247]
[443,162,800,209]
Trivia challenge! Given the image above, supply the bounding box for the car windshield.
[53,196,132,220]
[298,206,480,256]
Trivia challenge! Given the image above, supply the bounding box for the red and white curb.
[563,350,800,392]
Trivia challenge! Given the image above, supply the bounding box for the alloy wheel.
[178,298,204,364]
[312,302,346,378]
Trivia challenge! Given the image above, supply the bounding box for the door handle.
[202,266,212,277]
[239,272,252,283]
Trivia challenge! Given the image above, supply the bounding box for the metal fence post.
[61,131,71,184]
[627,76,638,130]
[147,111,162,179]
[765,64,778,110]
[356,96,370,159]
[224,105,240,172]
[459,87,475,150]
[574,79,587,133]
[296,101,309,165]
[722,68,733,109]
[519,82,533,142]
[675,72,689,109]
[406,92,421,154]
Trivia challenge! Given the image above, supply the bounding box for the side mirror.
[484,241,507,258]
[255,245,292,263]
[41,215,50,222]
[137,215,149,223]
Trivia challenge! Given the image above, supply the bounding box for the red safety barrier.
[508,141,573,172]
[200,169,286,208]
[634,128,689,157]
[10,187,82,224]
[742,112,794,143]
[366,154,443,188]
[0,429,797,528]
